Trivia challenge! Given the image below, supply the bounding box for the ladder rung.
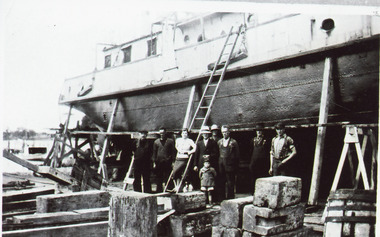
[209,83,218,86]
[204,95,213,98]
[195,117,205,120]
[200,106,209,109]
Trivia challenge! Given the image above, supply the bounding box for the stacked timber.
[212,196,253,236]
[3,190,110,236]
[242,176,311,237]
[169,191,220,237]
[323,189,376,236]
[2,187,55,221]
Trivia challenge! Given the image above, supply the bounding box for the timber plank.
[2,187,55,203]
[6,207,109,231]
[2,220,108,237]
[3,199,36,213]
[36,190,110,213]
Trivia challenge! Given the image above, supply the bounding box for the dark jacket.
[218,138,240,172]
[195,138,219,170]
[152,138,176,164]
[132,139,153,166]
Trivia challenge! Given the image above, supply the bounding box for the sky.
[1,0,379,133]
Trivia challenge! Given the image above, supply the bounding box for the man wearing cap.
[269,122,297,176]
[152,127,176,193]
[132,131,152,193]
[249,123,269,192]
[218,125,240,200]
[193,126,219,190]
[211,124,222,142]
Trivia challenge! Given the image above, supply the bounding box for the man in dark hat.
[132,131,152,193]
[152,127,176,193]
[193,126,219,190]
[269,122,297,176]
[249,123,269,193]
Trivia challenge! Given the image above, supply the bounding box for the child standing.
[199,155,217,206]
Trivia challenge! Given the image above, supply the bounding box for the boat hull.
[74,39,379,132]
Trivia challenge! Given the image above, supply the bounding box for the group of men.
[130,122,296,202]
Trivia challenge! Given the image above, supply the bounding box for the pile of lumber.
[3,190,110,236]
[3,187,55,221]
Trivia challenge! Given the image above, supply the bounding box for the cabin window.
[147,37,157,57]
[122,46,132,63]
[104,55,111,68]
[197,34,203,42]
[184,35,190,43]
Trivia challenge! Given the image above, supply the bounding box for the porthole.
[321,18,335,31]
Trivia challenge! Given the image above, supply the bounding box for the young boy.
[199,155,217,206]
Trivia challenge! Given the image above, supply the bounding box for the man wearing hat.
[193,126,219,190]
[132,131,152,193]
[249,123,269,193]
[269,122,297,176]
[218,125,240,200]
[211,124,222,142]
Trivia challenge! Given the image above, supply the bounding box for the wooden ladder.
[164,25,244,193]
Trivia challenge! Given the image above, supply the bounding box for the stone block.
[108,191,157,237]
[36,190,110,213]
[171,191,206,214]
[243,203,305,235]
[212,225,242,237]
[212,225,225,237]
[170,207,220,237]
[253,176,301,209]
[242,226,311,237]
[221,196,254,228]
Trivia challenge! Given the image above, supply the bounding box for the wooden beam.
[9,207,109,229]
[183,85,196,129]
[3,150,39,172]
[2,221,108,237]
[3,187,55,203]
[98,99,119,179]
[36,190,110,213]
[58,105,73,165]
[308,57,332,205]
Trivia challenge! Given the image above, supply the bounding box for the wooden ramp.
[3,150,74,185]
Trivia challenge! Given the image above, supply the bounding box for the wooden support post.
[369,129,377,189]
[354,131,368,188]
[355,142,370,189]
[308,57,332,205]
[183,85,196,129]
[331,144,349,192]
[331,126,370,192]
[58,105,73,165]
[98,99,119,180]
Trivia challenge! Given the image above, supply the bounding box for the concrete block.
[36,190,110,213]
[212,225,242,237]
[108,191,157,237]
[243,203,305,235]
[212,225,225,237]
[170,207,220,237]
[242,226,311,237]
[253,176,301,209]
[221,196,254,228]
[170,191,206,214]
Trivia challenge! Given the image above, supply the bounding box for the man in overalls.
[217,125,240,200]
[269,122,297,176]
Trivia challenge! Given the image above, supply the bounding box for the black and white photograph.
[1,1,379,236]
